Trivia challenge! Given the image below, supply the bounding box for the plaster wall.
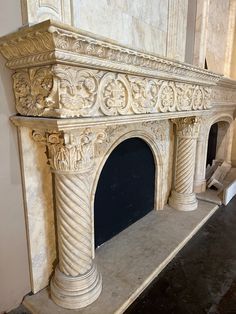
[0,0,31,312]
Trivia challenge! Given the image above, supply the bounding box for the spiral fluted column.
[169,117,201,211]
[33,130,103,309]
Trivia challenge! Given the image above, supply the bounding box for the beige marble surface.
[18,127,56,293]
[24,200,218,314]
[74,0,169,57]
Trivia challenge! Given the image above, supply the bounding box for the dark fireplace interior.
[206,123,218,166]
[94,137,155,248]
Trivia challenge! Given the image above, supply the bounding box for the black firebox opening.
[206,123,218,166]
[94,137,155,248]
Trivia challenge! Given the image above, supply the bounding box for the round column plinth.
[51,263,102,309]
[168,190,198,211]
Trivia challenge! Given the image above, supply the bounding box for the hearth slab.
[23,201,218,314]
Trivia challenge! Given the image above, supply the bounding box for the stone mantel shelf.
[0,20,220,84]
[1,19,234,121]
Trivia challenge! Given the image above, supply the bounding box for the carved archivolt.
[13,65,212,118]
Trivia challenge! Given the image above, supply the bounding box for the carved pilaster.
[32,128,106,309]
[169,117,201,211]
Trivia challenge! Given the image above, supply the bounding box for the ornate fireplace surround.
[0,20,236,309]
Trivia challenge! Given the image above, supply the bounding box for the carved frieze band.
[32,128,106,173]
[13,65,212,117]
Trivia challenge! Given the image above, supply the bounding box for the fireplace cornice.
[0,20,222,119]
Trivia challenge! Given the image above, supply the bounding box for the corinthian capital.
[32,128,106,173]
[172,117,201,138]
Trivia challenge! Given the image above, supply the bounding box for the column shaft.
[32,129,103,310]
[169,117,200,211]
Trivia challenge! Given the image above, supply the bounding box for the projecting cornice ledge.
[0,20,223,119]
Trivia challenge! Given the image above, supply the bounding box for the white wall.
[0,0,31,312]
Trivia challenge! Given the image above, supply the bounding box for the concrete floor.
[8,196,236,314]
[125,195,236,314]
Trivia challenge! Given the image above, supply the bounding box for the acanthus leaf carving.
[53,65,101,116]
[128,76,159,113]
[32,128,107,173]
[12,64,214,118]
[172,117,201,138]
[13,66,56,116]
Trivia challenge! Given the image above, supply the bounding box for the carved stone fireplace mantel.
[1,20,236,310]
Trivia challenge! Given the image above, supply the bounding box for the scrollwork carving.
[158,81,176,112]
[13,67,56,116]
[12,63,214,118]
[53,65,101,116]
[128,77,159,113]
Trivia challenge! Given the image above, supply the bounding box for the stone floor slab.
[23,201,218,314]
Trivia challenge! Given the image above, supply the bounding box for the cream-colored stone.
[17,127,56,293]
[193,0,210,68]
[23,201,218,314]
[0,16,236,311]
[167,0,188,62]
[206,0,230,74]
[169,117,200,211]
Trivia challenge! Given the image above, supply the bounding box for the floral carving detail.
[172,117,201,138]
[158,82,176,112]
[192,86,204,110]
[13,67,55,116]
[99,73,131,115]
[53,65,100,116]
[128,77,159,113]
[32,128,106,173]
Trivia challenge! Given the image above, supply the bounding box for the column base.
[194,179,206,193]
[50,263,102,309]
[168,190,198,211]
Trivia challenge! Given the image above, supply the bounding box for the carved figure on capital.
[32,128,106,173]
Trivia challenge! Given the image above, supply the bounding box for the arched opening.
[206,121,230,168]
[206,123,218,166]
[94,137,155,248]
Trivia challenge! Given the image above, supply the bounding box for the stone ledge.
[23,200,218,314]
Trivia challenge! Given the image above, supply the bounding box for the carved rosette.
[32,128,105,309]
[99,73,131,115]
[158,81,176,112]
